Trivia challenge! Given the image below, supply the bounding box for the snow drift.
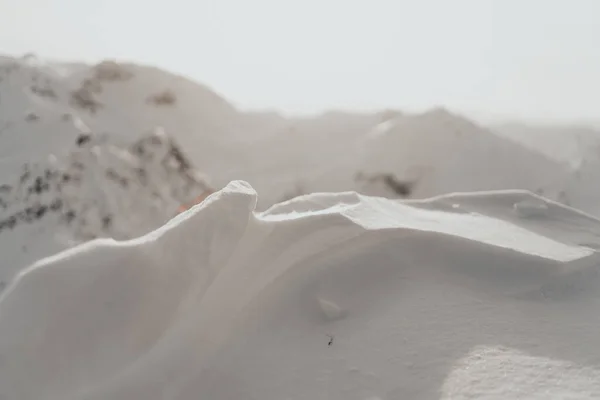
[2,181,600,399]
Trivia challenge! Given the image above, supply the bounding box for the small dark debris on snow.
[169,144,192,172]
[63,210,76,224]
[131,144,145,156]
[102,215,112,229]
[29,176,49,194]
[70,87,102,113]
[20,169,31,183]
[34,204,48,219]
[25,112,40,122]
[30,85,57,99]
[105,168,119,180]
[355,172,415,198]
[382,174,414,197]
[76,133,92,147]
[49,199,63,211]
[147,89,177,106]
[135,168,148,185]
[0,216,17,232]
[19,205,44,222]
[327,335,334,346]
[44,168,54,180]
[105,168,129,187]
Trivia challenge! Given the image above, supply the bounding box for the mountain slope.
[0,55,257,178]
[0,128,212,281]
[355,109,569,201]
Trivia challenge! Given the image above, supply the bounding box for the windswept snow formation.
[2,182,600,399]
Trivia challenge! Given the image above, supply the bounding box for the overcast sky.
[1,0,599,122]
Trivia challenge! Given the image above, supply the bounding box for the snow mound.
[0,55,255,185]
[355,109,568,201]
[2,182,600,399]
[0,128,212,281]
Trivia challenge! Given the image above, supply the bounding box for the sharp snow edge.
[1,182,600,399]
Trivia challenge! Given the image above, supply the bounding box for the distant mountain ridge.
[2,52,597,279]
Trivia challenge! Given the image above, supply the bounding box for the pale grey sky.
[1,0,599,121]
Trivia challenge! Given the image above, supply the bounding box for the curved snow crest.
[263,188,592,262]
[0,182,599,400]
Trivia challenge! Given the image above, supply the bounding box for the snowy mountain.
[0,55,254,182]
[1,54,579,209]
[0,54,381,208]
[2,181,600,399]
[0,127,212,281]
[354,108,568,200]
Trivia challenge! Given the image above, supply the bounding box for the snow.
[0,126,212,281]
[494,122,600,166]
[4,53,600,399]
[356,109,568,200]
[442,346,600,399]
[1,181,600,399]
[4,54,586,211]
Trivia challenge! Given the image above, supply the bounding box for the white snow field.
[2,181,600,400]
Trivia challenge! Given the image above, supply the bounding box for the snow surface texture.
[2,181,600,400]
